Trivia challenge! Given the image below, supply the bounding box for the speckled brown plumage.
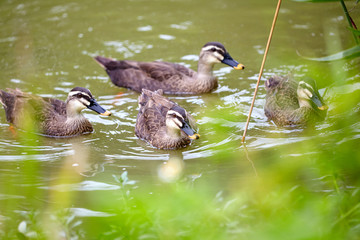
[0,88,110,137]
[95,42,244,94]
[264,75,327,126]
[135,89,198,149]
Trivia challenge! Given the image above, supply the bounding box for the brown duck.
[94,42,244,94]
[135,89,199,149]
[264,75,328,126]
[0,87,111,137]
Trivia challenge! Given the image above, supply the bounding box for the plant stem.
[332,202,360,226]
[242,0,282,143]
[340,0,359,45]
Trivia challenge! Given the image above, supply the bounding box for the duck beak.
[88,99,112,116]
[180,120,200,140]
[310,91,328,111]
[221,52,245,70]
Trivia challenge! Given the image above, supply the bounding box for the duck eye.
[211,47,216,52]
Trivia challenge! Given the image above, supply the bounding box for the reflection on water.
[43,181,121,192]
[158,34,176,40]
[103,40,153,58]
[70,208,115,217]
[158,155,184,182]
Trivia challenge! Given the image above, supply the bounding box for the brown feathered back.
[95,56,199,94]
[0,88,94,137]
[135,89,197,149]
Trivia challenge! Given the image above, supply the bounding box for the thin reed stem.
[241,0,282,143]
[340,0,359,45]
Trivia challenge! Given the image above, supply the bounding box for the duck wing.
[264,75,298,123]
[0,89,53,127]
[43,97,67,116]
[139,89,174,113]
[265,75,298,110]
[95,56,196,93]
[136,105,165,140]
[275,76,298,109]
[141,61,195,82]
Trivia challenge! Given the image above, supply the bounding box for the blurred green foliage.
[295,0,360,61]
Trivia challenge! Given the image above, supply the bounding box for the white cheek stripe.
[68,91,82,96]
[298,81,314,98]
[201,45,224,54]
[304,89,313,98]
[68,91,91,99]
[167,110,184,120]
[299,81,314,90]
[213,52,224,60]
[79,99,91,106]
[173,118,183,128]
[167,118,180,130]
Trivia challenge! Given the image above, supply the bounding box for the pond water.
[0,0,360,239]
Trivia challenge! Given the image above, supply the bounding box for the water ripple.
[41,180,121,192]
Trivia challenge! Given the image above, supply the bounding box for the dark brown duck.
[135,89,199,149]
[0,87,111,137]
[264,75,328,126]
[94,42,244,94]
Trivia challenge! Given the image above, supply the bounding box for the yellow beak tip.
[234,64,245,70]
[101,110,112,116]
[318,105,328,111]
[189,133,200,140]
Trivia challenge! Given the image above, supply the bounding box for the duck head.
[200,42,245,70]
[165,106,200,140]
[297,78,328,112]
[66,87,111,117]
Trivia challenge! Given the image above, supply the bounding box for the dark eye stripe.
[216,49,224,55]
[209,47,224,55]
[82,95,92,102]
[75,93,92,102]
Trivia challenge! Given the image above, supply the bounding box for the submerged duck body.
[264,75,328,126]
[135,89,199,149]
[0,87,111,137]
[95,42,244,94]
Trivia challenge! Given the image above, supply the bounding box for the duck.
[94,42,244,94]
[135,89,200,149]
[264,75,328,126]
[0,87,111,137]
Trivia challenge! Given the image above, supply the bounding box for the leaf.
[121,171,128,184]
[348,27,360,36]
[304,45,360,61]
[112,174,120,183]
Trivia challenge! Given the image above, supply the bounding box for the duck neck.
[66,104,87,122]
[64,108,92,135]
[196,61,215,81]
